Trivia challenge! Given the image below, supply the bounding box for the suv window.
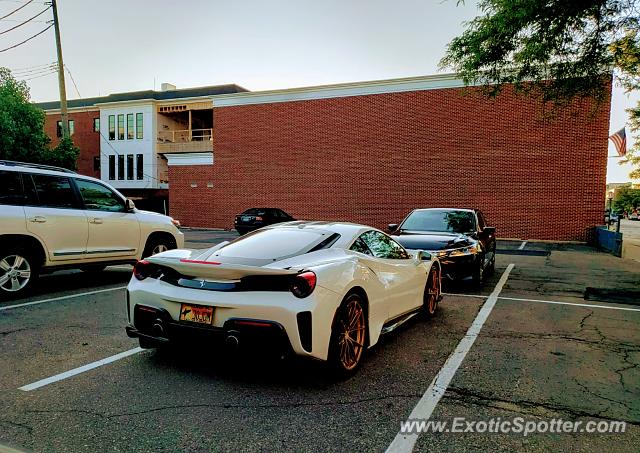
[29,174,78,209]
[360,231,410,259]
[76,179,125,212]
[0,171,24,205]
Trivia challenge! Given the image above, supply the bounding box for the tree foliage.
[441,0,640,178]
[0,67,79,170]
[613,186,640,211]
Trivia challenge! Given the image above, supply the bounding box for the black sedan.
[389,208,496,286]
[234,208,295,235]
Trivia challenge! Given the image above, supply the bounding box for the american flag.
[609,128,627,157]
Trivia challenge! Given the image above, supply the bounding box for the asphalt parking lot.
[1,230,639,452]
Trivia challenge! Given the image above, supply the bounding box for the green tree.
[0,67,50,162]
[0,67,79,170]
[441,0,640,178]
[613,186,640,212]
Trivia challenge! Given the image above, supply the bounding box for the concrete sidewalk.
[620,220,640,263]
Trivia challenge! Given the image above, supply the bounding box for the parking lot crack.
[614,349,639,393]
[103,393,425,418]
[0,418,33,434]
[0,328,29,337]
[444,386,640,425]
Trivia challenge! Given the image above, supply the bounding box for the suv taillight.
[290,271,316,298]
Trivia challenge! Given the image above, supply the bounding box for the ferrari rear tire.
[328,292,367,378]
[423,267,440,317]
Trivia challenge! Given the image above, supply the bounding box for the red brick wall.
[169,84,611,241]
[44,110,100,178]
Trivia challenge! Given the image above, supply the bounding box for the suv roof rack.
[0,160,76,174]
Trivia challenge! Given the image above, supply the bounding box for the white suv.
[0,161,184,298]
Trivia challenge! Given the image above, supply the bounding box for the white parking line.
[498,296,640,313]
[446,292,640,313]
[0,286,126,311]
[386,264,515,453]
[518,241,527,250]
[19,347,144,391]
[442,293,487,299]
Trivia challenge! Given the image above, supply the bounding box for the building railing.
[157,128,212,143]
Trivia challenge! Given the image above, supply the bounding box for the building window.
[56,120,75,137]
[127,154,134,180]
[108,155,115,180]
[93,118,100,132]
[136,154,143,180]
[136,113,143,139]
[93,156,100,172]
[127,114,134,140]
[117,114,124,140]
[108,115,115,140]
[117,155,124,180]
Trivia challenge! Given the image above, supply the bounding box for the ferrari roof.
[265,221,376,238]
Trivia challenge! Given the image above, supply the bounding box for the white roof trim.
[213,73,472,107]
[165,152,214,166]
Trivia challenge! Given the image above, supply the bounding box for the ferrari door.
[357,231,425,319]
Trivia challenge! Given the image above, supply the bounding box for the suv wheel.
[143,235,177,258]
[0,249,38,298]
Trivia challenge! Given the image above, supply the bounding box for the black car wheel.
[486,251,496,276]
[471,255,484,288]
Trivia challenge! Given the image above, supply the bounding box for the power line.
[13,66,57,78]
[6,61,54,71]
[22,68,56,81]
[0,21,52,52]
[64,64,81,97]
[0,6,49,35]
[0,18,47,22]
[0,0,33,20]
[10,63,57,75]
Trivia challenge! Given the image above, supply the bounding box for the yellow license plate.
[179,303,213,325]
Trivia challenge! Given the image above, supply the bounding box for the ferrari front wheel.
[423,267,440,317]
[328,292,367,378]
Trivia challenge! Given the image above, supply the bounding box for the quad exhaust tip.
[225,334,240,350]
[151,319,165,337]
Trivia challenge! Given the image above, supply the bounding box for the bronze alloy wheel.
[425,267,440,316]
[336,295,366,372]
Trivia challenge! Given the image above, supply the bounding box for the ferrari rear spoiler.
[145,255,299,281]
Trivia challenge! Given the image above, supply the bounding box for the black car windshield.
[401,210,476,234]
[243,208,267,215]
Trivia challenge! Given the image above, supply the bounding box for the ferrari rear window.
[215,229,329,259]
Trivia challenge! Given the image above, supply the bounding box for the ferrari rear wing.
[145,255,299,281]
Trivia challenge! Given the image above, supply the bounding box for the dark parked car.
[234,208,295,234]
[389,208,496,286]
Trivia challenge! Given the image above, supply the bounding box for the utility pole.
[51,0,69,139]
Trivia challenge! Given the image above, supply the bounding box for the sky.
[0,0,636,182]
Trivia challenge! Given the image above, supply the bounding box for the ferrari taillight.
[133,260,154,281]
[290,271,316,298]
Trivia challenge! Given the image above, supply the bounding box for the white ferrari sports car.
[125,221,442,375]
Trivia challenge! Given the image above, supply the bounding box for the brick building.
[40,100,102,179]
[169,74,610,241]
[37,83,246,211]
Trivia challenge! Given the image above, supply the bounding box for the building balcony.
[156,128,213,153]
